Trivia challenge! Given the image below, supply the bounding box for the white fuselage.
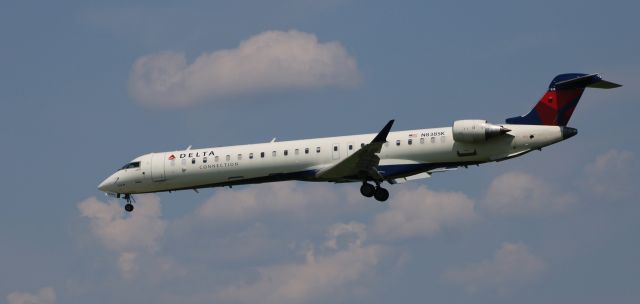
[97,124,568,195]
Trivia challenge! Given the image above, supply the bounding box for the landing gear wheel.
[124,203,134,212]
[373,187,389,202]
[122,194,135,212]
[360,183,375,197]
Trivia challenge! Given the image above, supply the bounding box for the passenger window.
[349,144,353,150]
[203,157,207,163]
[420,138,425,144]
[191,158,196,164]
[284,150,288,156]
[396,140,401,146]
[226,155,230,161]
[430,137,436,143]
[237,154,242,160]
[295,149,299,155]
[249,153,254,159]
[261,152,265,158]
[305,148,309,154]
[272,151,276,157]
[408,139,413,145]
[214,156,219,162]
[333,146,338,152]
[316,147,321,153]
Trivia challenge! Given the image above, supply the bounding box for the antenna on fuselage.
[186,145,192,150]
[270,138,276,143]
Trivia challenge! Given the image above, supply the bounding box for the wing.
[315,120,394,182]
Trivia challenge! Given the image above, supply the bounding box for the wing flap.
[389,172,431,184]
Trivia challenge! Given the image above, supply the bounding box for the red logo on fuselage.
[168,154,176,160]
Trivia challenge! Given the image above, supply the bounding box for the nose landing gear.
[123,194,135,212]
[360,181,389,202]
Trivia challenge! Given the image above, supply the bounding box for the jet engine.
[452,120,511,143]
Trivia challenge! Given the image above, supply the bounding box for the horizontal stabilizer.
[553,73,622,90]
[587,79,622,89]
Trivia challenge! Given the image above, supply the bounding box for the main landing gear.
[360,181,389,202]
[123,194,135,212]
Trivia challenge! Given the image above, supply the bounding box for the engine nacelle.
[452,120,510,143]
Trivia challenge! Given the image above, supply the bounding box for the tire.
[124,204,134,212]
[374,187,389,202]
[360,183,375,197]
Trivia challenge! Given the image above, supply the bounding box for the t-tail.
[506,73,621,126]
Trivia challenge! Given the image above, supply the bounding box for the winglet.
[372,120,395,143]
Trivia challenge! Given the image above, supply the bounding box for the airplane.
[98,73,621,212]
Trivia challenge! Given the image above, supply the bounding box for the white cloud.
[173,183,366,265]
[583,149,637,200]
[195,182,340,222]
[78,195,165,252]
[482,172,576,215]
[7,287,56,304]
[216,222,383,304]
[444,242,546,293]
[117,252,140,280]
[373,186,478,240]
[324,221,367,250]
[129,30,360,107]
[78,195,167,278]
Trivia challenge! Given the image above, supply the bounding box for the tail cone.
[561,127,578,139]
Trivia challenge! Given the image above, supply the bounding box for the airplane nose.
[98,178,109,192]
[98,175,116,192]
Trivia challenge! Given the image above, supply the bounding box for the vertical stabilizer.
[506,73,621,126]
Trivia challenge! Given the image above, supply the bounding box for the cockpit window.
[121,161,140,170]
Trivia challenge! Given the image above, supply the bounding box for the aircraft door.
[150,153,166,181]
[332,143,340,160]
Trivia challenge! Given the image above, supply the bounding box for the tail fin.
[506,73,621,126]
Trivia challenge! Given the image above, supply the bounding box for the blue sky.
[1,1,639,303]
